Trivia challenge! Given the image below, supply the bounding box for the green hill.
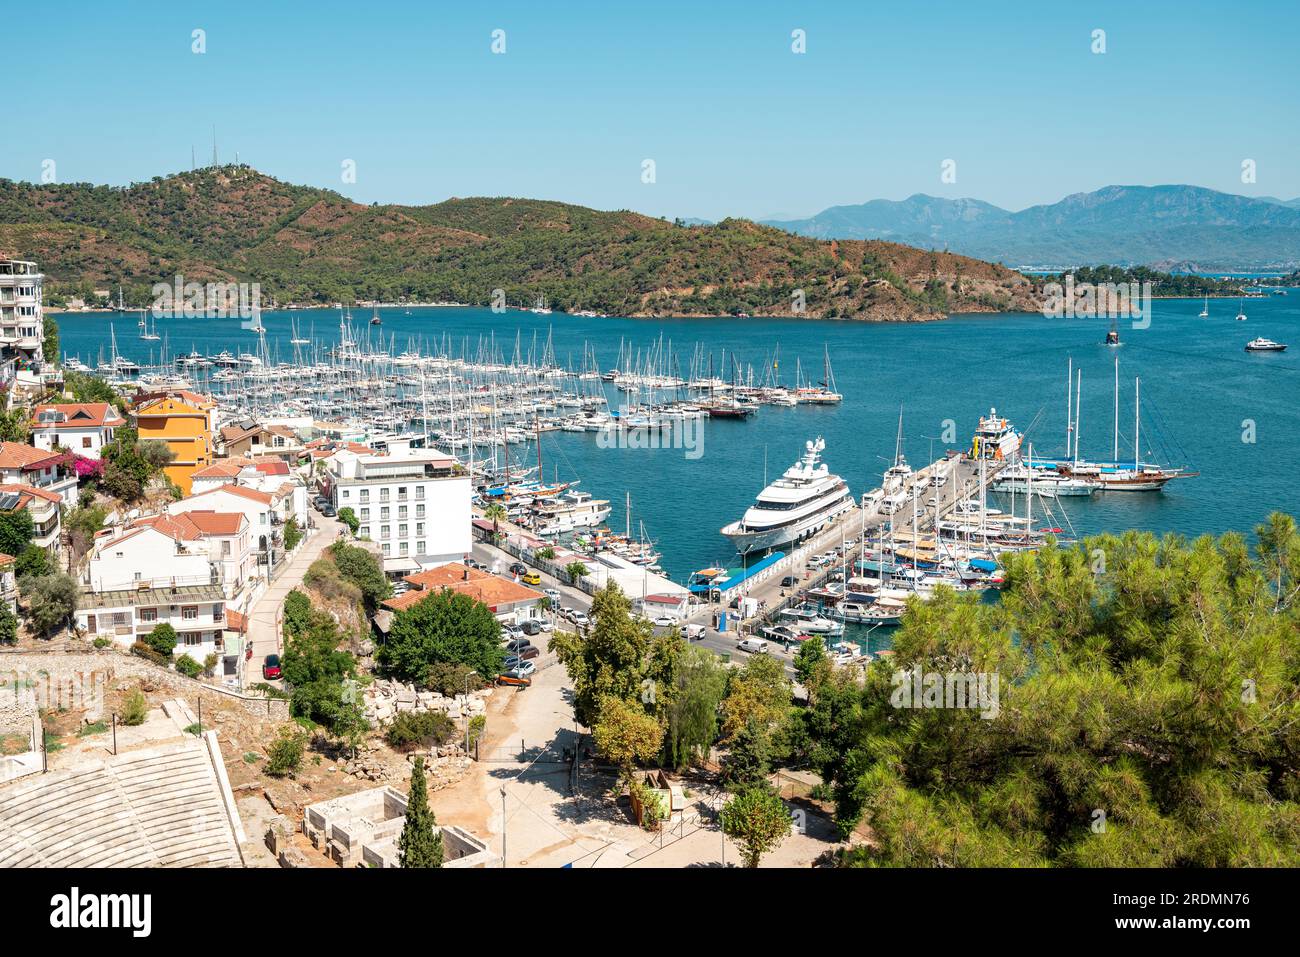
[0,166,1042,321]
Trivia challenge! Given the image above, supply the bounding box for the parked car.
[571,612,590,628]
[319,504,337,518]
[509,562,528,577]
[681,623,706,640]
[558,605,575,620]
[502,661,536,679]
[504,648,540,668]
[781,575,797,588]
[505,637,533,654]
[543,587,562,603]
[652,615,677,627]
[737,637,769,654]
[537,618,553,632]
[522,571,542,586]
[520,619,542,636]
[262,654,282,680]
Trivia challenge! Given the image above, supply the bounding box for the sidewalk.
[244,515,343,680]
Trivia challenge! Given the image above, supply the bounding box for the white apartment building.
[29,402,126,460]
[0,260,44,370]
[325,450,470,573]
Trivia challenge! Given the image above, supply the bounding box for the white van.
[681,623,707,640]
[737,637,769,654]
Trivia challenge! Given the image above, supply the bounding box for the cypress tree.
[398,756,444,867]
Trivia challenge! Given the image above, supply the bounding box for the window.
[213,604,224,621]
[183,632,203,646]
[86,614,97,632]
[416,522,425,536]
[415,486,426,500]
[360,508,370,520]
[380,506,390,520]
[399,524,408,538]
[399,542,409,555]
[358,491,368,503]
[140,608,157,623]
[381,543,391,556]
[380,488,391,502]
[222,540,231,556]
[182,606,198,620]
[81,436,92,449]
[398,505,408,519]
[416,541,426,554]
[416,504,425,518]
[381,525,390,540]
[343,489,352,499]
[360,526,371,539]
[398,486,407,499]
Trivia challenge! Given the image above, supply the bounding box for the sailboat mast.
[1074,370,1082,464]
[1134,376,1140,469]
[1065,357,1073,454]
[1113,354,1119,463]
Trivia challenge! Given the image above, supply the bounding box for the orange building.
[132,390,216,494]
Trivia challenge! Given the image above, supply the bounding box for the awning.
[383,556,421,573]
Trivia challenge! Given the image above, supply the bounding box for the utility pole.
[500,787,508,868]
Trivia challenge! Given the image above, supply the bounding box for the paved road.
[243,511,343,686]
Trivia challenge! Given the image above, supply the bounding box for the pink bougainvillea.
[72,455,104,480]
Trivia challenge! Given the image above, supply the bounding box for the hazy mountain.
[764,185,1300,269]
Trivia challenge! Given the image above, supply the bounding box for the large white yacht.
[720,437,854,555]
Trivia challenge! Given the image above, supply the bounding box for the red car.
[262,654,282,680]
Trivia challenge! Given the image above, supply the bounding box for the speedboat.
[1245,337,1287,352]
[779,604,844,636]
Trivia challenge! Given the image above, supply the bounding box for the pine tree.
[398,756,444,868]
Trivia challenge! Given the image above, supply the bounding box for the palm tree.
[482,503,508,543]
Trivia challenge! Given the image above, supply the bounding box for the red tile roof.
[186,483,274,505]
[0,442,62,471]
[0,482,62,508]
[382,563,543,613]
[30,402,126,430]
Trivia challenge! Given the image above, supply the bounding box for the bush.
[19,572,79,635]
[130,641,170,666]
[182,722,203,736]
[92,637,111,649]
[175,655,202,679]
[120,688,148,726]
[337,506,360,535]
[265,726,307,777]
[145,622,178,656]
[0,601,15,645]
[385,711,457,752]
[330,542,392,610]
[14,545,50,579]
[303,558,362,604]
[425,661,484,696]
[283,517,303,551]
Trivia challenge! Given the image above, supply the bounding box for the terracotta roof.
[134,390,214,411]
[133,510,245,540]
[0,482,62,508]
[266,425,299,440]
[0,442,62,471]
[30,402,125,430]
[186,483,274,505]
[191,462,245,480]
[0,552,13,567]
[130,514,203,542]
[255,460,291,475]
[382,563,543,612]
[641,593,685,605]
[219,423,263,444]
[225,609,248,633]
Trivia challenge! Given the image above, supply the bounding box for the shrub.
[14,545,50,579]
[19,572,79,635]
[145,622,178,656]
[265,726,307,777]
[175,655,202,679]
[182,722,203,736]
[92,637,111,649]
[120,688,148,726]
[337,506,360,535]
[0,601,15,645]
[425,661,484,696]
[283,517,303,551]
[130,641,170,667]
[385,711,457,752]
[304,558,362,604]
[77,721,108,737]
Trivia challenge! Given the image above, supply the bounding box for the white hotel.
[324,449,471,574]
[0,260,45,378]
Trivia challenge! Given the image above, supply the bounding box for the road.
[243,510,343,686]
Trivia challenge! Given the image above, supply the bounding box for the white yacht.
[533,490,612,536]
[720,437,854,554]
[991,463,1098,497]
[1244,337,1287,352]
[779,604,844,635]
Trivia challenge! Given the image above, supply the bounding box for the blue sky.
[7,0,1298,220]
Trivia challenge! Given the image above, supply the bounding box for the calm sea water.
[58,295,1299,584]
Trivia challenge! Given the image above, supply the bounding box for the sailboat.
[370,304,382,326]
[530,295,552,315]
[1104,315,1120,346]
[1198,294,1209,318]
[1235,298,1247,321]
[139,309,160,341]
[290,316,310,345]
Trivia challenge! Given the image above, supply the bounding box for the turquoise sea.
[57,295,1299,585]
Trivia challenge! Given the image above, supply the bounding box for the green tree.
[721,784,793,868]
[564,560,589,585]
[720,653,791,740]
[144,622,178,656]
[329,541,391,610]
[283,516,303,551]
[0,408,30,443]
[14,544,50,579]
[822,520,1300,867]
[664,645,728,769]
[721,716,773,790]
[0,508,34,558]
[398,756,444,867]
[265,725,307,777]
[42,315,60,364]
[793,636,828,685]
[175,654,202,678]
[337,506,360,535]
[378,590,504,683]
[19,572,79,635]
[120,688,149,726]
[593,695,664,782]
[0,600,17,644]
[551,582,683,729]
[280,601,359,730]
[482,502,507,541]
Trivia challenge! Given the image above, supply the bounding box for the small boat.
[370,305,382,326]
[1104,317,1120,346]
[1235,298,1247,321]
[1198,294,1209,318]
[779,604,844,636]
[1244,337,1287,353]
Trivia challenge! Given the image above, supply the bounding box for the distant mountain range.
[763,186,1300,270]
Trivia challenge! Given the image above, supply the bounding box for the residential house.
[378,562,543,627]
[0,441,78,506]
[0,484,62,557]
[191,458,309,527]
[217,418,303,462]
[168,483,286,576]
[29,402,126,460]
[132,390,216,495]
[0,552,15,614]
[77,510,254,669]
[324,449,470,575]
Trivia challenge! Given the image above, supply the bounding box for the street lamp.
[500,786,508,868]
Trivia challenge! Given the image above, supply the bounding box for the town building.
[323,449,470,574]
[0,484,62,557]
[0,260,45,371]
[0,441,79,506]
[217,418,304,461]
[132,390,216,494]
[29,402,126,460]
[378,562,543,625]
[168,483,290,577]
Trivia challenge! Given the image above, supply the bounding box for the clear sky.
[7,0,1298,220]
